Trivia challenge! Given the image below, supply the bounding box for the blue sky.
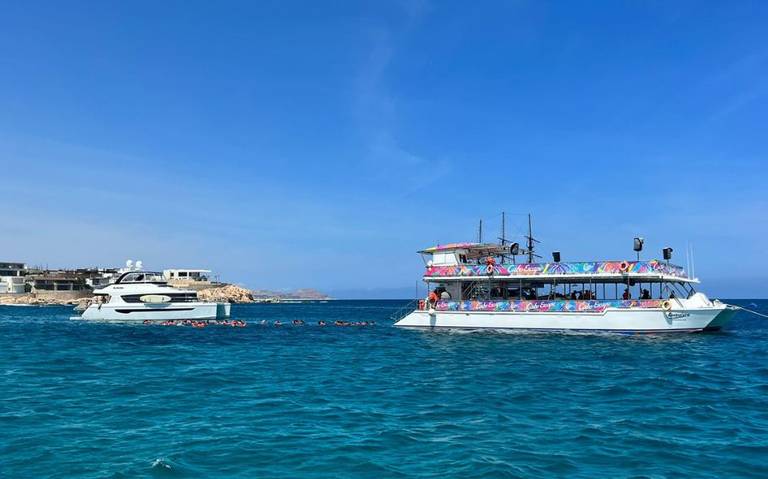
[0,1,766,297]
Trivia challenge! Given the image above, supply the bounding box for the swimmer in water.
[274,320,282,326]
[318,320,327,326]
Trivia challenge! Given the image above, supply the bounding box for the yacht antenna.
[690,243,695,279]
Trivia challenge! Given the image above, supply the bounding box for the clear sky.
[0,1,766,298]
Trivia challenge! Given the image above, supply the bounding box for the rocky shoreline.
[196,285,254,303]
[0,285,258,307]
[0,294,86,307]
[0,285,331,307]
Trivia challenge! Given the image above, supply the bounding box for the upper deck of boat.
[113,271,168,285]
[420,243,694,283]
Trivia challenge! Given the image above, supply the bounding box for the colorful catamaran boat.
[395,242,736,333]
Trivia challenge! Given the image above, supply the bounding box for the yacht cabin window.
[118,272,166,283]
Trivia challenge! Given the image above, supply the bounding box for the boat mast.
[478,219,483,243]
[500,211,506,262]
[527,214,534,263]
[501,211,506,245]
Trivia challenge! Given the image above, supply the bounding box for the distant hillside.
[251,288,330,300]
[326,286,419,300]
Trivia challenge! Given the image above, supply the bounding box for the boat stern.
[216,303,231,319]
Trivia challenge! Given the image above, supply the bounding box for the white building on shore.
[0,262,27,294]
[163,269,215,288]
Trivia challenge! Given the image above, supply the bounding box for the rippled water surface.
[2,300,768,478]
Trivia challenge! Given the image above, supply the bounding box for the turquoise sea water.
[2,300,768,478]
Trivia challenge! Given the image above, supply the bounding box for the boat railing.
[390,298,421,322]
[429,299,668,313]
[425,260,688,279]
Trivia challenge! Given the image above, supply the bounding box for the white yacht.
[74,271,231,323]
[395,242,736,333]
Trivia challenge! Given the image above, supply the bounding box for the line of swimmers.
[142,320,247,327]
[264,319,375,326]
[141,319,376,327]
[144,319,376,328]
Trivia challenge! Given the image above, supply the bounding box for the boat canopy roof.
[419,242,508,256]
[425,260,695,283]
[114,271,167,284]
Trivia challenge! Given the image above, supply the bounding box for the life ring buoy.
[619,261,630,272]
[661,300,672,311]
[485,264,494,275]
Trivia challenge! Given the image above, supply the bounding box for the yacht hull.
[77,302,231,322]
[394,305,732,333]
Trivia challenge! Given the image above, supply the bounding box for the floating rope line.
[732,305,768,319]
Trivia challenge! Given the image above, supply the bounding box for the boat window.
[462,281,491,300]
[660,281,686,299]
[672,282,689,298]
[121,293,198,303]
[119,272,166,283]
